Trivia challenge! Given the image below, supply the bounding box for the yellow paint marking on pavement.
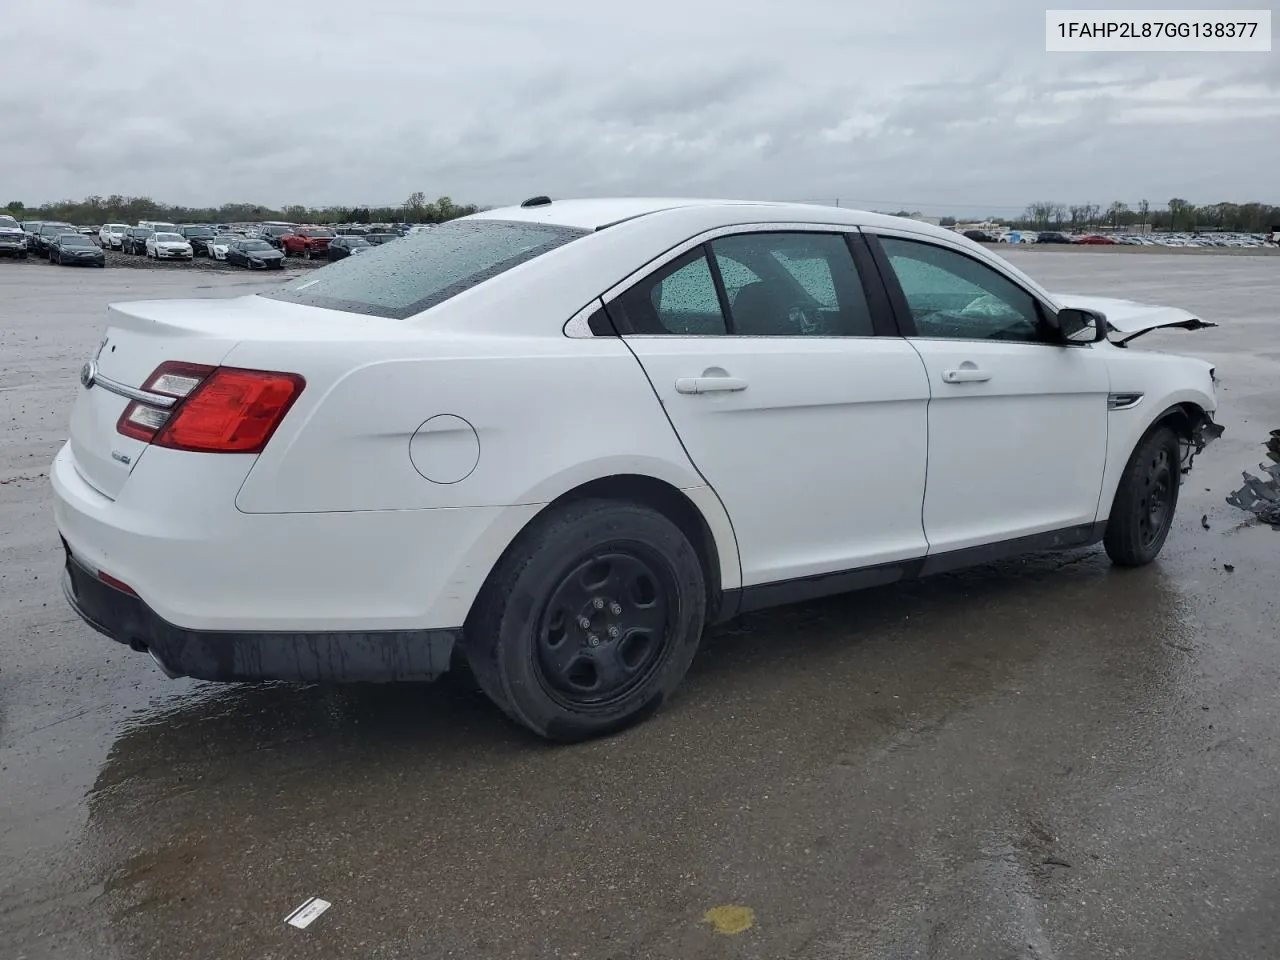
[703,905,755,935]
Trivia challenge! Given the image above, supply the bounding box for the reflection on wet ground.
[3,255,1280,958]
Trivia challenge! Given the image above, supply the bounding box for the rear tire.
[1104,424,1181,567]
[464,499,707,742]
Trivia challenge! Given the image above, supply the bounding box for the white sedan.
[98,223,129,250]
[145,232,194,261]
[208,234,241,261]
[52,198,1221,740]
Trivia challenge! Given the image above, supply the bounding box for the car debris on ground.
[1226,430,1280,527]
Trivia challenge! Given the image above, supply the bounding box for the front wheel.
[1104,424,1181,567]
[465,499,707,742]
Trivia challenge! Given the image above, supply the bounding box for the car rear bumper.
[51,439,537,645]
[62,544,458,682]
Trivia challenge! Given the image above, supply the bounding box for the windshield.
[41,223,72,235]
[154,233,184,242]
[300,228,334,238]
[61,234,93,247]
[241,240,273,251]
[0,216,17,228]
[263,219,587,319]
[184,227,214,238]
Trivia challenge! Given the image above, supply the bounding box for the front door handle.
[941,366,992,384]
[674,376,749,395]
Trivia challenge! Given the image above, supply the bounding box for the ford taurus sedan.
[49,232,106,266]
[52,198,1222,741]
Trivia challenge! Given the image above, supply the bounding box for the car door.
[865,230,1110,558]
[604,227,931,592]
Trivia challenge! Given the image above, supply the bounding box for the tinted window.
[61,234,92,246]
[263,219,587,320]
[610,249,727,336]
[184,226,214,238]
[710,232,873,336]
[879,237,1045,343]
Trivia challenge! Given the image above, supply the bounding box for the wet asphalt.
[1,251,1277,959]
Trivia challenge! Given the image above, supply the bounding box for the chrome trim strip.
[91,373,178,409]
[1107,392,1144,411]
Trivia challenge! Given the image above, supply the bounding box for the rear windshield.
[262,219,588,319]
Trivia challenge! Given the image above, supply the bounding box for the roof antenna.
[520,195,552,207]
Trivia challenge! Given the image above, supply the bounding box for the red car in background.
[1077,234,1117,245]
[280,226,336,259]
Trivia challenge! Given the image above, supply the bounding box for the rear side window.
[263,219,588,319]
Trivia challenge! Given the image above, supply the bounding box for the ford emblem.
[80,360,97,390]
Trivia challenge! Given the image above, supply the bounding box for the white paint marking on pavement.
[285,896,332,929]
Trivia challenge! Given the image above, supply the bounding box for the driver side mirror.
[1056,307,1108,343]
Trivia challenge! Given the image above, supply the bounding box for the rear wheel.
[1104,424,1181,567]
[465,499,707,742]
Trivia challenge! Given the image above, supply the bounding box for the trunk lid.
[67,294,410,500]
[1052,293,1216,345]
[68,301,245,499]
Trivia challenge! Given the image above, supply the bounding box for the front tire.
[1104,424,1181,567]
[465,499,707,742]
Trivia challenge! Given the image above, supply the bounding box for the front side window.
[262,219,587,319]
[878,237,1046,342]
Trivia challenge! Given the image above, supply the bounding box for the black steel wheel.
[1104,424,1182,567]
[465,499,707,741]
[534,547,675,708]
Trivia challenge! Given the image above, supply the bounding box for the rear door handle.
[674,376,749,395]
[941,367,991,383]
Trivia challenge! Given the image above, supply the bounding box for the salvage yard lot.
[2,251,1279,958]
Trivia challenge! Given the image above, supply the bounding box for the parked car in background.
[0,214,28,258]
[364,231,397,246]
[99,223,129,250]
[1036,231,1073,244]
[138,220,178,235]
[33,222,76,255]
[78,226,98,237]
[48,232,106,267]
[257,224,295,250]
[179,225,217,257]
[21,221,43,244]
[121,227,153,255]
[226,237,285,269]
[334,225,369,236]
[146,232,194,261]
[208,234,240,261]
[326,235,371,260]
[1077,234,1117,245]
[962,229,999,243]
[280,226,335,260]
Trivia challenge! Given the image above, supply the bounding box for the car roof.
[466,197,956,241]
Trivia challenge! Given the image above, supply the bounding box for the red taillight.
[116,361,214,443]
[116,363,305,454]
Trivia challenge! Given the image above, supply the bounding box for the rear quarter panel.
[230,333,709,513]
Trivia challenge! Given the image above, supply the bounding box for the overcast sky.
[3,0,1276,214]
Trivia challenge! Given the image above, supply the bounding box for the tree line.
[1013,199,1279,233]
[2,192,481,226]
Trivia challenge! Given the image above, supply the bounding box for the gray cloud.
[2,0,1276,214]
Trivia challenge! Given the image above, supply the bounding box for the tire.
[464,499,707,742]
[1104,424,1181,567]
[302,247,311,260]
